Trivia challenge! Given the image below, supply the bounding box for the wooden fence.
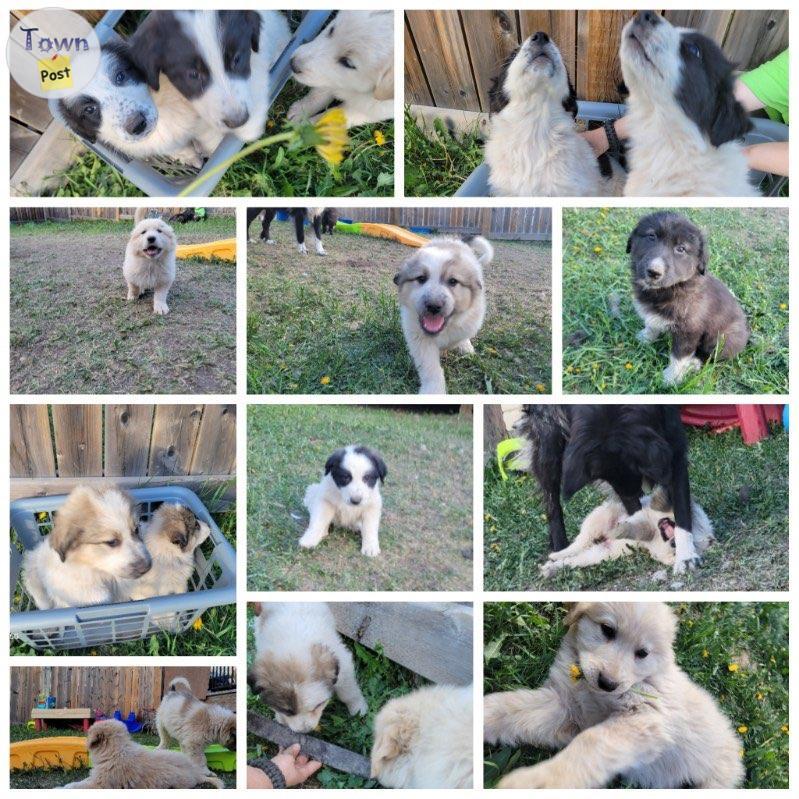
[10,404,236,504]
[10,207,234,223]
[406,10,789,111]
[339,207,551,240]
[10,666,236,724]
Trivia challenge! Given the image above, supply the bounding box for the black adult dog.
[246,207,329,255]
[518,404,701,572]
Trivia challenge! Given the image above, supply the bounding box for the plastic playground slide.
[175,239,236,262]
[335,222,428,247]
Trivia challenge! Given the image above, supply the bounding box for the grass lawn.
[484,423,788,592]
[483,602,789,789]
[562,207,789,394]
[247,405,473,591]
[404,109,484,197]
[247,221,551,395]
[9,725,235,787]
[10,500,237,657]
[10,217,236,394]
[246,605,428,789]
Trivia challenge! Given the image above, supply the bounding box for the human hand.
[272,743,323,787]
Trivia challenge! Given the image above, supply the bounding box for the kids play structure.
[334,221,428,247]
[175,239,236,262]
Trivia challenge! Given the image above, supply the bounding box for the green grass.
[404,109,484,197]
[246,606,427,789]
[10,725,235,787]
[247,405,473,591]
[10,216,233,238]
[484,602,789,789]
[562,207,789,394]
[484,423,788,591]
[247,222,551,395]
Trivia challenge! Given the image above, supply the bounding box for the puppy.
[288,11,394,127]
[485,33,617,197]
[247,207,327,255]
[56,42,221,168]
[21,486,151,610]
[125,503,210,600]
[64,719,223,789]
[123,209,177,315]
[371,684,473,788]
[484,603,744,788]
[156,677,236,767]
[629,211,749,385]
[394,236,493,394]
[321,208,338,235]
[540,489,715,577]
[248,602,368,733]
[619,11,757,196]
[300,445,387,557]
[130,11,290,142]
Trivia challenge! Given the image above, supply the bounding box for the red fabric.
[680,405,783,444]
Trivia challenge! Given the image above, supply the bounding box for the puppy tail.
[134,207,148,225]
[465,235,494,267]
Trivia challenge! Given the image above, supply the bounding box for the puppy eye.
[83,104,98,117]
[188,68,200,81]
[635,648,649,659]
[686,42,702,59]
[674,244,687,254]
[313,701,327,710]
[105,539,120,548]
[114,70,127,85]
[447,277,459,287]
[338,56,356,69]
[416,275,427,284]
[647,232,657,241]
[600,623,616,640]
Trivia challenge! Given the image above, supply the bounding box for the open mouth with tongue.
[143,245,162,258]
[419,312,448,335]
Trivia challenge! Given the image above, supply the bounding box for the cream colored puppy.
[156,677,236,767]
[64,719,223,788]
[288,11,394,127]
[248,602,368,733]
[123,210,177,315]
[371,683,473,788]
[394,236,493,394]
[485,603,744,788]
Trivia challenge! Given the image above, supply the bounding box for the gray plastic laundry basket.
[10,486,236,651]
[48,10,333,197]
[455,100,789,197]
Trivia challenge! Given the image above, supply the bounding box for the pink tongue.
[422,314,445,333]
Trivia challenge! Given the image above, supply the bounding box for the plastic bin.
[48,10,333,197]
[455,100,789,197]
[10,486,236,651]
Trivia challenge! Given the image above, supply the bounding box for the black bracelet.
[248,756,287,789]
[603,119,622,155]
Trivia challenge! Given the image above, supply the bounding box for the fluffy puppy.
[394,236,493,394]
[123,210,177,315]
[64,719,223,789]
[288,11,394,127]
[300,445,387,557]
[371,684,473,788]
[485,32,615,197]
[156,677,236,767]
[629,211,749,385]
[130,11,290,142]
[321,208,338,235]
[485,603,744,788]
[540,489,715,577]
[248,602,368,733]
[619,11,757,196]
[21,486,151,610]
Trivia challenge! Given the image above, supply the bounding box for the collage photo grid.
[0,1,794,794]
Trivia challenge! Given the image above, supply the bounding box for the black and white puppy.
[247,207,327,256]
[517,404,702,574]
[300,445,387,557]
[484,33,618,197]
[56,42,220,167]
[629,212,749,385]
[129,11,290,143]
[320,208,338,235]
[619,10,756,196]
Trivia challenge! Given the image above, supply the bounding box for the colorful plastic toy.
[10,737,89,770]
[113,710,142,733]
[334,221,428,247]
[175,239,236,262]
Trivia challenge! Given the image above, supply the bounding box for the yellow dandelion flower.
[569,663,583,682]
[320,375,331,385]
[490,542,500,551]
[779,303,787,310]
[738,748,745,759]
[535,383,546,393]
[737,725,748,734]
[625,362,634,370]
[373,129,386,146]
[484,514,492,521]
[490,525,497,533]
[728,663,739,673]
[314,108,348,167]
[37,511,49,521]
[702,649,709,658]
[756,692,764,701]
[192,617,204,631]
[781,724,789,733]
[593,245,603,254]
[566,365,574,373]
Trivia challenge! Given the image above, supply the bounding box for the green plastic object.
[139,743,235,772]
[496,437,525,480]
[333,220,362,234]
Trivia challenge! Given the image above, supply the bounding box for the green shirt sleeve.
[740,49,789,124]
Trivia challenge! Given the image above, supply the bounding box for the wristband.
[603,119,622,155]
[249,756,287,789]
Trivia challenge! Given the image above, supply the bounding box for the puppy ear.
[49,519,83,563]
[488,48,517,114]
[325,449,346,476]
[563,602,591,627]
[370,706,417,777]
[130,36,162,91]
[709,83,752,147]
[374,60,394,101]
[561,441,592,500]
[562,78,578,118]
[88,725,108,749]
[244,10,261,53]
[393,254,418,287]
[360,447,387,483]
[311,643,339,688]
[466,235,494,267]
[626,234,633,254]
[169,528,189,549]
[697,229,709,274]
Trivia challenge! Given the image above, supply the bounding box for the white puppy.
[21,486,151,610]
[248,602,368,733]
[371,683,473,788]
[288,11,394,128]
[123,210,177,315]
[485,602,744,788]
[300,445,387,557]
[394,236,492,394]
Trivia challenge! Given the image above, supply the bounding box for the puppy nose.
[597,673,619,692]
[290,55,301,73]
[132,556,152,577]
[425,301,442,314]
[350,497,362,506]
[647,265,664,279]
[531,31,549,44]
[147,235,156,244]
[636,10,660,27]
[223,109,250,129]
[126,112,148,136]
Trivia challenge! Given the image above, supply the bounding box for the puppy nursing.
[123,209,177,315]
[248,602,368,733]
[394,236,492,394]
[485,602,744,788]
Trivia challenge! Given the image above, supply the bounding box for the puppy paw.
[347,696,368,716]
[498,762,562,789]
[636,328,655,344]
[297,243,308,255]
[287,99,312,123]
[265,239,276,245]
[361,542,380,557]
[539,561,558,578]
[153,301,170,315]
[673,555,701,574]
[298,534,320,549]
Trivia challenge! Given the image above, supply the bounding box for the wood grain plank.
[10,120,83,193]
[576,10,631,102]
[725,10,788,68]
[10,405,55,477]
[519,11,577,85]
[105,404,155,477]
[148,405,203,476]
[664,10,732,43]
[10,120,40,175]
[404,18,433,106]
[52,405,102,477]
[189,405,236,476]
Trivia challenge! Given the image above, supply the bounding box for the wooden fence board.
[52,405,102,477]
[105,404,155,477]
[10,405,55,477]
[148,405,203,476]
[404,19,433,107]
[190,405,236,476]
[664,10,733,44]
[576,10,629,102]
[519,11,577,84]
[724,10,787,69]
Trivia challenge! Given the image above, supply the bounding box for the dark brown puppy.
[628,211,748,385]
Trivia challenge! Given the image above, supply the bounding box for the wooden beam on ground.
[11,120,84,196]
[247,712,371,778]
